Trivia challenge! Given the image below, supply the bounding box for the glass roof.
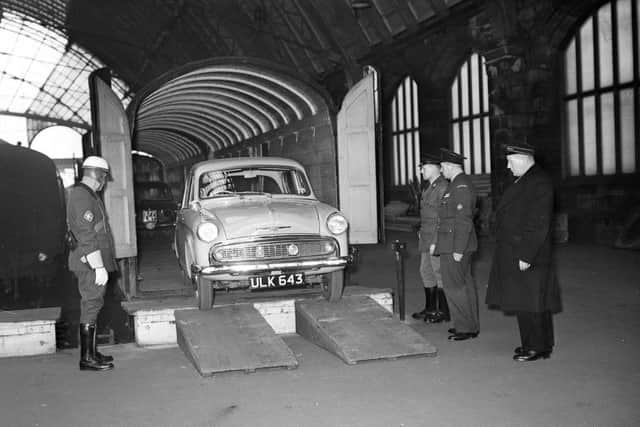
[0,10,131,127]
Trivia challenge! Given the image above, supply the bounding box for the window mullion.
[594,13,603,175]
[576,31,585,176]
[467,55,474,173]
[612,0,621,174]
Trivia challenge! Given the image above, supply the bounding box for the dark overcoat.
[486,164,562,313]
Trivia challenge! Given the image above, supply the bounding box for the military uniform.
[66,183,117,324]
[435,171,479,335]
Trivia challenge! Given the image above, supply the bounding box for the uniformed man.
[412,153,450,323]
[67,156,116,371]
[434,148,479,341]
[486,140,561,361]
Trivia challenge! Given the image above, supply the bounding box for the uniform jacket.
[486,164,562,313]
[434,172,477,254]
[66,183,117,272]
[418,175,448,252]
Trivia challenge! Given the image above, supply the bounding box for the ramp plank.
[296,295,437,364]
[175,305,298,376]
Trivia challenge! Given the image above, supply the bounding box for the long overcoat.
[486,164,562,313]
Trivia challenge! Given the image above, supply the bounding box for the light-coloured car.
[174,157,353,309]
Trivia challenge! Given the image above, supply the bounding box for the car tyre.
[197,277,215,310]
[322,270,345,302]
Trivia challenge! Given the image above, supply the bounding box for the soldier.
[486,140,561,361]
[67,156,116,371]
[412,153,450,323]
[435,148,479,341]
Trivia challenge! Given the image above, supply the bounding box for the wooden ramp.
[175,305,298,377]
[296,295,437,364]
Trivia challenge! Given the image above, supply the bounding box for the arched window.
[563,0,639,176]
[391,76,420,186]
[450,53,491,175]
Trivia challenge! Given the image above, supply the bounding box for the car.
[134,181,178,232]
[174,157,353,310]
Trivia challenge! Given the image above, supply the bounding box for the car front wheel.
[322,270,344,302]
[196,277,215,310]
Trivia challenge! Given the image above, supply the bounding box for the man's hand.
[518,260,531,271]
[429,244,436,255]
[453,252,463,262]
[95,267,109,286]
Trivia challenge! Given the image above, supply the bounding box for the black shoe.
[448,332,479,341]
[448,328,457,334]
[514,346,527,355]
[425,312,448,323]
[513,350,551,362]
[411,308,428,320]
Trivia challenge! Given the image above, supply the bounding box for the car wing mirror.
[189,200,201,211]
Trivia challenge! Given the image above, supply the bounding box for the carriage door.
[337,72,378,244]
[89,69,138,293]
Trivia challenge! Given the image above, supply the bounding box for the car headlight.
[327,213,348,235]
[197,222,219,242]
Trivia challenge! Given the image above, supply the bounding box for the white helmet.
[82,156,110,172]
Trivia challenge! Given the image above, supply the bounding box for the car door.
[174,173,193,269]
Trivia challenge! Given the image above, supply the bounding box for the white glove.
[95,267,109,286]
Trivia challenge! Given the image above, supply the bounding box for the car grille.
[211,238,337,263]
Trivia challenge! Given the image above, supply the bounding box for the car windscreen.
[136,184,173,201]
[199,167,311,199]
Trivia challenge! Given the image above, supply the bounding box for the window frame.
[561,0,640,181]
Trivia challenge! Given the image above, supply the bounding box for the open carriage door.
[337,73,378,244]
[89,69,138,297]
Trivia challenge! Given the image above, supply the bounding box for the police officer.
[434,148,479,341]
[67,156,116,371]
[412,153,450,323]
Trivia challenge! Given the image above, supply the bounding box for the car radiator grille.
[211,238,337,263]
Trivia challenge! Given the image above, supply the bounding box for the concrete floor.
[1,231,639,427]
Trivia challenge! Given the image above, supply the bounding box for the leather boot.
[412,287,434,320]
[425,288,450,323]
[93,325,113,363]
[79,323,113,371]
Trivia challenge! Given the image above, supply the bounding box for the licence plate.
[142,209,157,223]
[249,273,305,291]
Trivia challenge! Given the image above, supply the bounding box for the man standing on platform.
[435,148,479,341]
[486,139,561,361]
[67,156,116,371]
[412,153,450,323]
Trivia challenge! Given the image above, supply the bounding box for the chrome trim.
[194,256,349,277]
[209,235,339,263]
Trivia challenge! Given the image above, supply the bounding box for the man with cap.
[66,155,116,371]
[412,153,450,323]
[434,148,479,341]
[486,139,561,361]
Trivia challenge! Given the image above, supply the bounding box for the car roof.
[190,157,306,176]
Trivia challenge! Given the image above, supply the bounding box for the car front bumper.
[193,256,350,281]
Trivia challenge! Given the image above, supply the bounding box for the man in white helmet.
[66,155,116,371]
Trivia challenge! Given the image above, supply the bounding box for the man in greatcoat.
[412,153,450,323]
[434,148,479,341]
[486,140,562,362]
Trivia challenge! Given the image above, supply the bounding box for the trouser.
[440,253,479,333]
[73,270,107,324]
[419,252,442,288]
[516,311,554,352]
